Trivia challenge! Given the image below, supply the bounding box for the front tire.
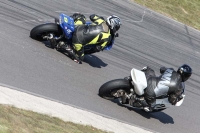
[99,79,131,99]
[30,23,62,41]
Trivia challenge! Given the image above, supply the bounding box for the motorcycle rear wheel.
[99,79,131,99]
[30,23,62,41]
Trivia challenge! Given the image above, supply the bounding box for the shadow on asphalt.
[41,41,108,67]
[42,41,54,49]
[111,99,174,124]
[83,55,108,68]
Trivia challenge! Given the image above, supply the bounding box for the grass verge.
[133,0,200,30]
[0,104,110,133]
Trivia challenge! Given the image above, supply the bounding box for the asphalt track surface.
[0,0,200,133]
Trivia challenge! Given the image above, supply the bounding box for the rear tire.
[99,79,131,99]
[30,23,62,41]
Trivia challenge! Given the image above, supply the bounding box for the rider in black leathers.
[60,13,121,64]
[125,64,192,111]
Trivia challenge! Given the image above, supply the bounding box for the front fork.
[43,33,64,49]
[113,88,135,105]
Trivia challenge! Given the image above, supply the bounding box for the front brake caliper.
[112,89,125,97]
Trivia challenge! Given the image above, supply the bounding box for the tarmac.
[0,85,152,133]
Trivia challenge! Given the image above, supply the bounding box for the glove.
[124,76,132,85]
[141,66,148,72]
[160,67,167,74]
[124,76,131,81]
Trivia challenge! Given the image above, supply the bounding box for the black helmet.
[177,64,192,82]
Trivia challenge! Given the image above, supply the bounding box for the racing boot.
[131,97,149,108]
[57,41,72,51]
[72,47,84,64]
[69,50,82,64]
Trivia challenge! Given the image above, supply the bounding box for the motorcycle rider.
[125,64,192,112]
[61,13,121,63]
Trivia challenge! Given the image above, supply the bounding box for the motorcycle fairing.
[131,68,147,95]
[155,94,185,109]
[59,13,75,39]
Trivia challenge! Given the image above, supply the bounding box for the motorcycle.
[30,13,114,57]
[99,68,185,112]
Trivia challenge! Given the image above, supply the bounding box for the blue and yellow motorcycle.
[30,13,113,56]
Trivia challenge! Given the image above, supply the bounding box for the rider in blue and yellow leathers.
[67,13,121,63]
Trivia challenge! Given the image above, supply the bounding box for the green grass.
[0,104,111,133]
[133,0,200,30]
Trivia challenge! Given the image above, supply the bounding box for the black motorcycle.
[99,68,185,112]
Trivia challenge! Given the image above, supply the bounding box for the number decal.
[67,29,72,34]
[64,17,68,23]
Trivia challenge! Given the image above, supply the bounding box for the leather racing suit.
[142,67,185,108]
[71,14,113,61]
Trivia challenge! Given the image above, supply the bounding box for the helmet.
[177,64,192,82]
[106,15,121,33]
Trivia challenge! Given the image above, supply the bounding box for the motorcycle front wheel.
[99,79,131,100]
[30,23,62,41]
